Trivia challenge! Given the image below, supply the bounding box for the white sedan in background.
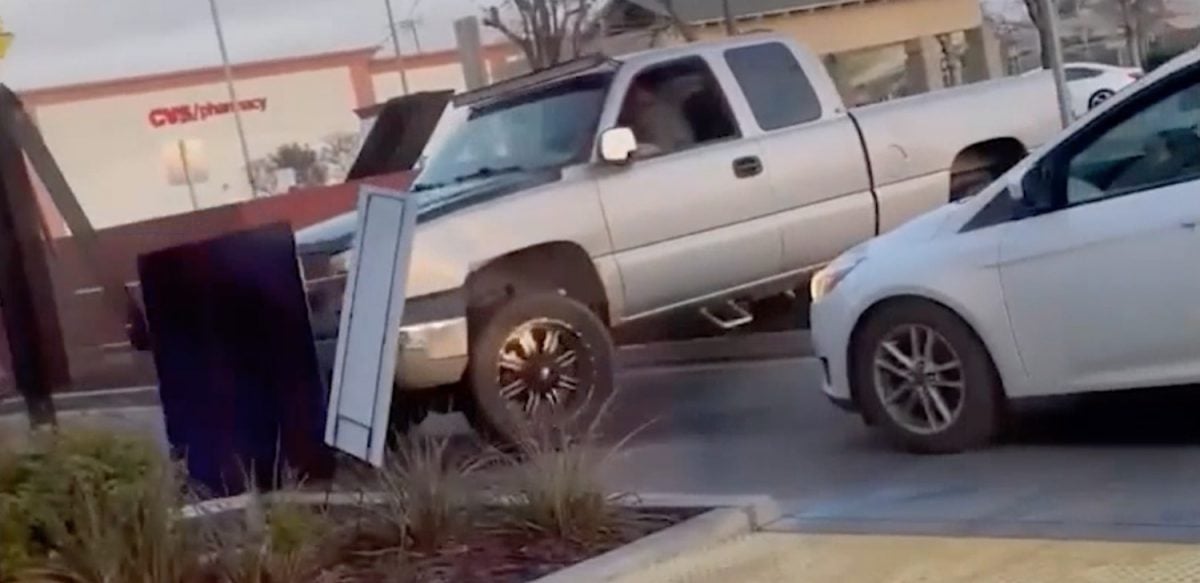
[1066,62,1143,116]
[810,48,1200,453]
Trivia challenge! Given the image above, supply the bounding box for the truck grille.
[300,253,348,340]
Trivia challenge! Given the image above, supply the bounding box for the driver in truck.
[620,77,694,157]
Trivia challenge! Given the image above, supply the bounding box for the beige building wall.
[33,67,361,228]
[690,0,982,55]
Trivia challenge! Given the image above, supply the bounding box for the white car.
[1066,62,1143,116]
[810,48,1200,453]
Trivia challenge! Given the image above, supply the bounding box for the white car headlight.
[811,255,865,302]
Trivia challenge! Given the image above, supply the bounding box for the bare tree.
[1107,0,1171,67]
[482,0,596,71]
[319,132,359,183]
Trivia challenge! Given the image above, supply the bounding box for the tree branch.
[483,4,537,68]
[483,0,596,70]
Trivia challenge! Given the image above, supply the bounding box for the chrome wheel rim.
[496,318,586,418]
[872,324,965,435]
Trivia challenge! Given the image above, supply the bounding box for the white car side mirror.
[599,127,638,165]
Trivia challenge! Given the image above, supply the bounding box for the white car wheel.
[1088,89,1116,110]
[853,300,1002,453]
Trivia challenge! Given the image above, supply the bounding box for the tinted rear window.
[725,42,822,130]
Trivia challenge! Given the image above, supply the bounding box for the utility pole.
[384,0,411,95]
[1038,0,1073,128]
[722,0,737,36]
[399,19,423,53]
[207,0,259,196]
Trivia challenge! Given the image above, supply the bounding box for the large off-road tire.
[465,292,615,445]
[851,300,1002,454]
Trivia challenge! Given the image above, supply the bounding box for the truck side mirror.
[599,127,638,165]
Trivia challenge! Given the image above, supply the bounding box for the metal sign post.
[1039,0,1074,128]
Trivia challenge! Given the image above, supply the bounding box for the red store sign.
[148,97,268,128]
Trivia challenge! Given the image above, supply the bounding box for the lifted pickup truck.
[297,33,1061,443]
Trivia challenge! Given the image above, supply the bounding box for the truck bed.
[847,71,1061,232]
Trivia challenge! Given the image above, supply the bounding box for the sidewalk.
[614,531,1200,582]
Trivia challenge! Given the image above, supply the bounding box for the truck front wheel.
[464,292,615,444]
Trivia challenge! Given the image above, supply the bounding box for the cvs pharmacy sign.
[149,97,268,128]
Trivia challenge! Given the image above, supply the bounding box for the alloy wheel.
[495,317,586,418]
[872,324,966,435]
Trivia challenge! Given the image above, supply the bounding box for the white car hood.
[876,199,969,246]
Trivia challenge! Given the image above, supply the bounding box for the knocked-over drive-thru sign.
[324,186,416,466]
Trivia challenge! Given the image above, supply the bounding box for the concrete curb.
[181,490,781,583]
[531,494,781,583]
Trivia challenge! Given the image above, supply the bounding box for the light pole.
[207,0,259,196]
[384,0,411,95]
[1038,0,1073,128]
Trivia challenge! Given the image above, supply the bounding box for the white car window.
[1066,79,1200,205]
[1065,67,1102,81]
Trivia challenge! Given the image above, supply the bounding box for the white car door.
[595,55,779,317]
[999,70,1200,395]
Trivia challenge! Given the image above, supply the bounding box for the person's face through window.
[626,80,658,113]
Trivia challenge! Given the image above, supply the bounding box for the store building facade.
[22,44,513,232]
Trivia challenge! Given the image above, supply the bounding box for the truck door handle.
[1183,220,1198,230]
[732,156,763,179]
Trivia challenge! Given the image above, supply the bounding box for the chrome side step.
[700,300,754,330]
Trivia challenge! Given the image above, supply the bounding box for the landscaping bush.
[0,422,671,583]
[499,428,636,544]
[0,430,198,583]
[376,435,486,550]
[493,397,653,547]
[202,492,345,583]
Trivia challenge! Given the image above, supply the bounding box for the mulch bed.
[328,507,703,583]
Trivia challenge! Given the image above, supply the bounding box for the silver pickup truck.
[297,33,1060,443]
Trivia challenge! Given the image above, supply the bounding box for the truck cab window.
[617,58,738,157]
[725,42,822,130]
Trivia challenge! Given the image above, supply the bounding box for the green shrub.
[376,436,485,551]
[202,493,342,583]
[496,399,647,546]
[0,429,190,582]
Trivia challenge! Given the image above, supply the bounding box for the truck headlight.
[330,249,354,274]
[811,256,864,302]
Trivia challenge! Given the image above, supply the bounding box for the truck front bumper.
[309,279,471,391]
[315,317,469,391]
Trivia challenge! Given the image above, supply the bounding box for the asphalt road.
[604,358,1200,543]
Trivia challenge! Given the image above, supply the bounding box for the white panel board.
[324,186,416,466]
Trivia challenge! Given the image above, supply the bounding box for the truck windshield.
[413,73,612,189]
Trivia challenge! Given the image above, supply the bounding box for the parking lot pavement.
[604,358,1200,543]
[0,404,167,452]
